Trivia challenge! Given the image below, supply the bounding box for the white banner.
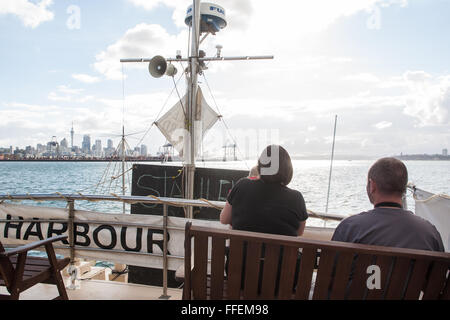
[0,203,334,270]
[0,203,228,271]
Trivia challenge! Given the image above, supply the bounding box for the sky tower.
[70,122,74,148]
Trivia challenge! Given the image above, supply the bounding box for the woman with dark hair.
[220,145,308,236]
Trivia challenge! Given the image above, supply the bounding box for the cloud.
[343,73,380,83]
[47,85,84,102]
[72,74,101,84]
[373,121,392,129]
[0,0,54,28]
[402,71,450,126]
[94,23,188,80]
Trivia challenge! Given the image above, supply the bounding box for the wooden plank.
[210,236,226,300]
[294,247,317,300]
[192,234,208,300]
[226,238,244,299]
[260,244,281,300]
[278,246,300,299]
[183,222,192,300]
[243,242,262,299]
[403,259,430,300]
[422,262,448,300]
[312,249,337,300]
[365,255,393,300]
[329,251,355,300]
[440,274,450,300]
[385,257,412,300]
[346,254,374,300]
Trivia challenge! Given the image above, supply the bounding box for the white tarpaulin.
[0,203,334,271]
[0,203,228,271]
[155,86,219,157]
[413,188,450,252]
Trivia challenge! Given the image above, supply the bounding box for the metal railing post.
[159,203,170,299]
[66,199,80,290]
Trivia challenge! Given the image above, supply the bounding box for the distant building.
[104,139,115,157]
[82,135,91,154]
[94,140,102,157]
[60,138,68,148]
[443,149,448,156]
[141,144,148,157]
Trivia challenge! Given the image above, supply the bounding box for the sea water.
[0,160,448,228]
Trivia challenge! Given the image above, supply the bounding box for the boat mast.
[184,0,201,219]
[121,125,126,214]
[325,115,338,213]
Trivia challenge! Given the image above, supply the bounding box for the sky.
[0,0,449,159]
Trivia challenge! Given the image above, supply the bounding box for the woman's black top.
[227,178,308,236]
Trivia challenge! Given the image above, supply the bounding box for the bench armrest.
[0,235,68,258]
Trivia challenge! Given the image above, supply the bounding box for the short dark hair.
[257,145,293,186]
[368,157,408,196]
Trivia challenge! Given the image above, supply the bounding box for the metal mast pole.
[325,115,338,213]
[122,125,126,214]
[184,0,201,219]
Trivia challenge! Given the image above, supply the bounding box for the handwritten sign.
[131,164,248,219]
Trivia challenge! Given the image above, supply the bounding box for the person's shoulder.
[332,210,371,241]
[335,210,372,230]
[406,210,442,232]
[284,186,305,199]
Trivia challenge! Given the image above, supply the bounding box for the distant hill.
[394,154,450,161]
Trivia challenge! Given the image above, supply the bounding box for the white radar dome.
[185,2,227,34]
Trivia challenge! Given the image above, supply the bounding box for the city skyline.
[0,122,150,159]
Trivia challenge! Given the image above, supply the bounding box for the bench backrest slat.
[210,236,226,300]
[184,223,450,300]
[294,247,316,299]
[385,257,413,299]
[192,233,208,300]
[260,244,281,299]
[365,255,394,300]
[226,238,244,299]
[312,249,336,299]
[278,246,299,299]
[423,262,448,300]
[329,251,354,299]
[242,241,262,299]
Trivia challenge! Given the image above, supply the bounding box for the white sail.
[413,187,450,252]
[155,86,219,158]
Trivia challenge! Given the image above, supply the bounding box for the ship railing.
[0,193,346,299]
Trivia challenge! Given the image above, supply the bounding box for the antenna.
[325,115,338,214]
[120,0,274,218]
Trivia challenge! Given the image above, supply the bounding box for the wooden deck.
[0,279,182,300]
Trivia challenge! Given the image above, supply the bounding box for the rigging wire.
[132,71,186,150]
[201,72,250,170]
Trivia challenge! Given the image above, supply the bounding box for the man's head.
[366,157,408,204]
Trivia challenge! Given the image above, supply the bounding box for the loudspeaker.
[148,55,177,78]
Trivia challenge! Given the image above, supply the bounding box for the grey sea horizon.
[0,160,448,228]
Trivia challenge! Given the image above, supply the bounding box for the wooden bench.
[0,235,70,300]
[183,222,450,300]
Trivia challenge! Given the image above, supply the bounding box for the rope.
[412,192,450,203]
[202,72,250,169]
[198,198,223,210]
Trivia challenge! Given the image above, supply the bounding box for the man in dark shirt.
[332,157,444,252]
